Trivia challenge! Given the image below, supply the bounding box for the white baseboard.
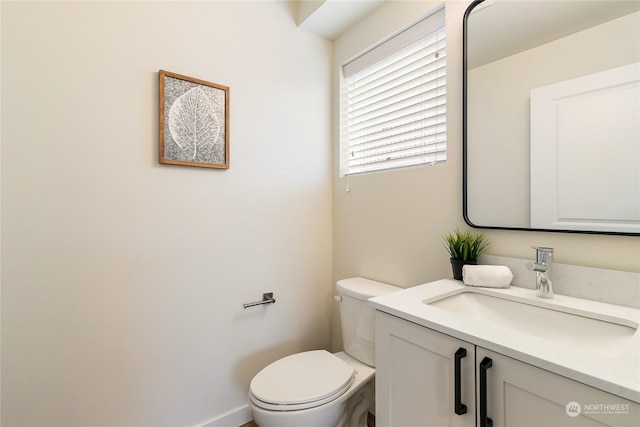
[197,404,252,427]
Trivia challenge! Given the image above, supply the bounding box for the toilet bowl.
[249,351,374,427]
[248,277,400,427]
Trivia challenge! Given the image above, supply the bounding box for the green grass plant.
[443,229,490,261]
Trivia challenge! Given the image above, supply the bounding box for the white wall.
[333,0,473,288]
[1,1,332,425]
[331,0,470,350]
[3,0,640,424]
[331,0,640,351]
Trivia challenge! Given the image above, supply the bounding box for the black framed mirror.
[463,0,640,236]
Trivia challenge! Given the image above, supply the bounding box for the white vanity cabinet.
[375,311,640,427]
[375,311,475,427]
[477,347,639,427]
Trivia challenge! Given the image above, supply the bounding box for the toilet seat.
[249,350,356,411]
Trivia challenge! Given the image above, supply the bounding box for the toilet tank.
[336,277,401,367]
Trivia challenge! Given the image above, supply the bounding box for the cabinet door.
[477,347,640,427]
[375,311,475,427]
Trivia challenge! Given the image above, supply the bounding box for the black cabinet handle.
[454,347,467,415]
[480,357,493,427]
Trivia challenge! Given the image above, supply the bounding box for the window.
[341,7,446,176]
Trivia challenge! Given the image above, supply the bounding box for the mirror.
[463,0,640,235]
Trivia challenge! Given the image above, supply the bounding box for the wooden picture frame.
[159,70,229,169]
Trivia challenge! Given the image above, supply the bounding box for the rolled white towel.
[462,265,513,288]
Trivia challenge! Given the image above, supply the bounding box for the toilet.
[248,277,400,427]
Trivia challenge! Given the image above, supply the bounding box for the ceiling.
[296,0,385,40]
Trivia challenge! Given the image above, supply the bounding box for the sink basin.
[426,291,638,356]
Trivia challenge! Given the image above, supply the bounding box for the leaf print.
[168,87,220,160]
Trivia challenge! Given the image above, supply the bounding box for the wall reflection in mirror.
[463,0,640,235]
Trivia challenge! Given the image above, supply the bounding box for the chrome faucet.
[525,247,554,298]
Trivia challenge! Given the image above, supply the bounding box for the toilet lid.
[250,350,355,407]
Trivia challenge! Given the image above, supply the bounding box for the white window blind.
[341,8,446,176]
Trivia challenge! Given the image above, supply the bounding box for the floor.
[240,412,375,427]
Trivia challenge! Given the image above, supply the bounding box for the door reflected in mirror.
[463,0,640,235]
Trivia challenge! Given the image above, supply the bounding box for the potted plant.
[443,229,490,280]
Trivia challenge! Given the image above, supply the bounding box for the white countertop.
[369,279,640,403]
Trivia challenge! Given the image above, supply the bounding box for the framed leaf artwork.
[159,70,229,169]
